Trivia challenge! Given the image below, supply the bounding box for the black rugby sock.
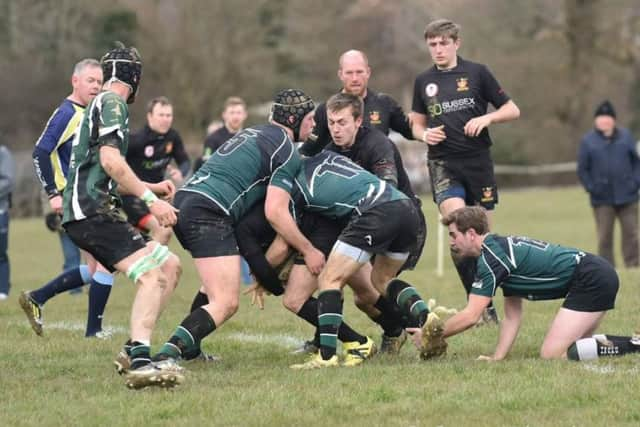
[372,295,406,336]
[297,298,365,344]
[157,308,216,359]
[386,279,429,327]
[189,291,209,313]
[568,335,640,361]
[317,290,343,360]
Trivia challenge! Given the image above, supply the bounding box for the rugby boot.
[114,350,131,375]
[290,352,339,370]
[18,291,43,336]
[380,330,407,355]
[342,336,377,366]
[290,339,319,355]
[124,362,185,390]
[420,312,447,360]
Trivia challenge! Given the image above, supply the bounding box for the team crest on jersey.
[426,83,438,97]
[369,111,381,124]
[456,77,469,92]
[481,187,495,202]
[165,141,173,154]
[144,145,154,157]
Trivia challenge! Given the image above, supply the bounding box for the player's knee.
[153,227,172,245]
[371,270,394,291]
[282,292,303,313]
[353,293,367,310]
[163,253,182,288]
[135,268,165,290]
[539,345,564,360]
[225,297,240,318]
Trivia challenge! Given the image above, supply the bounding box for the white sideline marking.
[582,363,616,374]
[47,321,128,335]
[581,364,640,375]
[15,319,304,347]
[226,332,303,348]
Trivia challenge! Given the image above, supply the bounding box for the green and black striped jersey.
[293,150,407,220]
[179,124,300,223]
[63,91,129,223]
[472,234,582,300]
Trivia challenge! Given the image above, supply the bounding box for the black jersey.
[325,126,417,200]
[127,125,189,183]
[412,56,510,160]
[300,89,412,156]
[193,126,237,172]
[203,126,236,158]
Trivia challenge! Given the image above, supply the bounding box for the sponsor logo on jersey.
[144,145,154,157]
[369,110,381,124]
[364,235,373,246]
[426,83,438,97]
[427,97,476,117]
[165,141,173,154]
[456,77,469,92]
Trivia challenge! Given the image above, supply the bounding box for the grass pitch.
[1,186,639,426]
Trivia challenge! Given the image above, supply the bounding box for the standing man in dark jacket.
[577,100,640,267]
[0,144,15,300]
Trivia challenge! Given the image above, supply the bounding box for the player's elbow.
[508,101,521,120]
[264,201,281,226]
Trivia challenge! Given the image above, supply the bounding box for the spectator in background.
[194,97,252,285]
[124,96,190,245]
[0,144,15,300]
[194,97,248,172]
[577,100,640,268]
[206,120,223,138]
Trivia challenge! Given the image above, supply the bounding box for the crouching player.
[412,206,619,361]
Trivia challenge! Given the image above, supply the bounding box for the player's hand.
[406,327,422,349]
[150,180,176,201]
[476,355,496,362]
[303,247,325,275]
[149,199,178,227]
[422,125,446,145]
[49,195,63,215]
[167,165,184,186]
[464,115,492,137]
[242,283,269,309]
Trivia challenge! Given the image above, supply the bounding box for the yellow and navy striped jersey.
[33,98,85,195]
